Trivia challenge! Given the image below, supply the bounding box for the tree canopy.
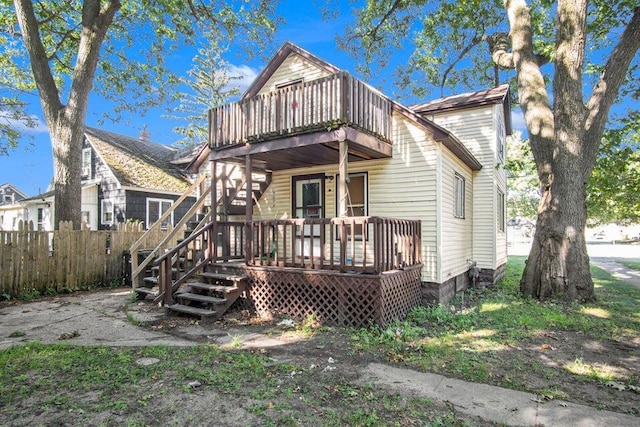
[0,0,279,227]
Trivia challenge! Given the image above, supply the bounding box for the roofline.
[84,130,123,189]
[412,84,512,135]
[241,41,342,100]
[185,143,211,174]
[0,184,29,199]
[119,186,189,197]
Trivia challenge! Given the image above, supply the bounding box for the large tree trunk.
[520,155,595,302]
[50,117,84,230]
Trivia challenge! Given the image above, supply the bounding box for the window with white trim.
[147,198,173,229]
[82,148,92,178]
[101,199,114,225]
[454,174,466,219]
[336,172,368,238]
[497,189,506,232]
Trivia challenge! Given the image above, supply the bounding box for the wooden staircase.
[167,270,248,321]
[130,163,270,321]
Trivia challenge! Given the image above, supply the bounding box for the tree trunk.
[520,150,596,302]
[50,117,84,230]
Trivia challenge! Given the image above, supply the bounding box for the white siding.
[257,53,333,95]
[253,112,441,283]
[494,105,508,267]
[439,146,474,283]
[430,106,501,270]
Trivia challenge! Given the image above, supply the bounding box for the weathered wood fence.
[0,220,175,298]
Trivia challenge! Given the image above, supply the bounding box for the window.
[3,194,11,203]
[497,189,506,232]
[497,116,506,162]
[147,198,173,229]
[336,172,368,237]
[454,174,466,218]
[101,199,114,225]
[37,207,45,231]
[82,148,92,178]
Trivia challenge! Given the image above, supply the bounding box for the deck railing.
[246,217,421,273]
[209,72,393,148]
[157,216,420,305]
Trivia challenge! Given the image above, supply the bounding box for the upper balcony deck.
[207,72,393,170]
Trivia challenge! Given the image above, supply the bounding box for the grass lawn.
[618,260,640,271]
[350,256,640,412]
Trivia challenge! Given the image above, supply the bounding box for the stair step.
[189,282,241,294]
[151,266,179,273]
[134,287,159,297]
[176,292,226,305]
[142,276,158,285]
[167,304,218,318]
[199,272,248,283]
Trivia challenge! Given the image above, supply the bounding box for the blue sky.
[1,1,527,196]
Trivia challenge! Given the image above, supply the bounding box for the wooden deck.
[154,217,424,326]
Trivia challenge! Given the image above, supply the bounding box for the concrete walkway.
[591,257,640,290]
[1,269,640,426]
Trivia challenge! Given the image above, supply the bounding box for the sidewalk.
[590,257,640,290]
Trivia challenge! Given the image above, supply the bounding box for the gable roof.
[411,84,512,135]
[242,42,342,100]
[0,183,28,202]
[84,127,190,193]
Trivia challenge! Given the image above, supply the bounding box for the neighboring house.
[0,183,28,230]
[19,128,195,231]
[137,41,510,324]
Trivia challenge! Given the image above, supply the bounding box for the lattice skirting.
[220,264,422,327]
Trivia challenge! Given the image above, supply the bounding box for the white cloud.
[0,110,48,134]
[225,64,260,94]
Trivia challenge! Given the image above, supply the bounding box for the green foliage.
[166,36,241,147]
[505,131,539,219]
[587,113,640,225]
[0,0,280,142]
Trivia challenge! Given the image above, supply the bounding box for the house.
[17,127,196,231]
[0,183,28,230]
[133,42,510,326]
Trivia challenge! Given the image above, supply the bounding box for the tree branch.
[66,0,120,122]
[504,0,555,183]
[583,6,640,176]
[13,0,63,121]
[440,32,483,96]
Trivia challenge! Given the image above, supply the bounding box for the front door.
[292,174,325,256]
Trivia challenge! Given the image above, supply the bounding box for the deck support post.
[338,131,348,270]
[245,155,253,265]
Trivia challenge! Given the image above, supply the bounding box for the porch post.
[211,159,218,263]
[337,130,348,270]
[245,155,253,264]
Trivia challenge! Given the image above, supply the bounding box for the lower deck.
[211,262,423,327]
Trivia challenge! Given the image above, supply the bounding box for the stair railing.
[130,173,209,287]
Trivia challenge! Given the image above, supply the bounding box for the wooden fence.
[0,220,176,298]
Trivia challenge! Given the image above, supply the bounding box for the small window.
[147,198,173,229]
[455,174,466,219]
[497,117,506,163]
[497,189,506,232]
[3,194,12,203]
[37,207,45,231]
[82,148,92,178]
[101,199,114,225]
